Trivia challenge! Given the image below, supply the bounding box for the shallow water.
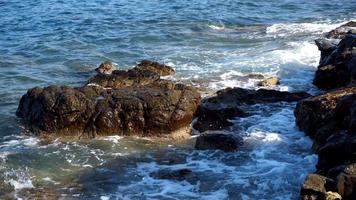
[1,0,356,199]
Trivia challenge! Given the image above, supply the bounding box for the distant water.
[1,0,356,199]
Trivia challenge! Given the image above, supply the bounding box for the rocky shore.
[14,19,356,199]
[296,22,356,200]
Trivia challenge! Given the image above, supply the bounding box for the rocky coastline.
[14,21,356,199]
[296,22,356,200]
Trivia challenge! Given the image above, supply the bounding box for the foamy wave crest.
[266,21,345,36]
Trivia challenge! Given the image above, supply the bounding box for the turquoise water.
[0,0,355,199]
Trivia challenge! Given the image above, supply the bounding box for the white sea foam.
[266,21,345,36]
[5,168,34,190]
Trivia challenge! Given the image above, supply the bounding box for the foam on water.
[266,21,345,37]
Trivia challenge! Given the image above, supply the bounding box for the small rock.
[257,77,280,87]
[95,61,116,75]
[300,174,335,200]
[195,133,243,152]
[325,191,342,200]
[135,60,175,76]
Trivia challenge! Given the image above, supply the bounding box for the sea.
[0,0,355,199]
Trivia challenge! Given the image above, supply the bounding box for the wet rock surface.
[298,23,356,200]
[313,33,356,90]
[195,133,243,152]
[16,60,201,138]
[194,87,310,132]
[257,76,280,87]
[326,21,356,39]
[300,174,336,200]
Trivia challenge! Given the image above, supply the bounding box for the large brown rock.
[17,62,201,138]
[194,87,310,132]
[295,87,356,139]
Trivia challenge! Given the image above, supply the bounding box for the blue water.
[0,0,355,199]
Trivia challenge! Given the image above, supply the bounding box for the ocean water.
[0,0,355,199]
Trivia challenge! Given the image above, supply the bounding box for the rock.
[317,131,356,172]
[326,21,356,39]
[315,39,338,65]
[95,61,116,75]
[195,133,243,152]
[325,191,342,200]
[88,68,160,89]
[152,169,195,181]
[17,63,201,138]
[295,86,356,138]
[257,77,280,87]
[313,34,356,90]
[135,60,175,76]
[336,163,356,199]
[245,74,265,79]
[194,87,310,132]
[300,174,335,200]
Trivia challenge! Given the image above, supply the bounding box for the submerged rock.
[194,87,310,132]
[313,33,356,90]
[151,168,195,181]
[195,133,243,152]
[17,61,201,138]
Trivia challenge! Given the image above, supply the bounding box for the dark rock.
[257,77,280,87]
[300,174,335,200]
[135,60,175,76]
[152,169,195,181]
[317,131,356,172]
[326,21,356,39]
[194,87,310,132]
[315,39,338,65]
[195,133,243,152]
[313,34,356,90]
[336,163,356,199]
[17,63,201,138]
[95,61,116,75]
[88,68,160,89]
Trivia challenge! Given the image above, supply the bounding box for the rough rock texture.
[95,61,116,75]
[326,21,356,39]
[135,60,175,76]
[300,174,336,200]
[336,163,356,199]
[17,61,200,138]
[257,77,280,87]
[195,133,243,152]
[313,33,356,90]
[194,87,310,132]
[298,24,356,200]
